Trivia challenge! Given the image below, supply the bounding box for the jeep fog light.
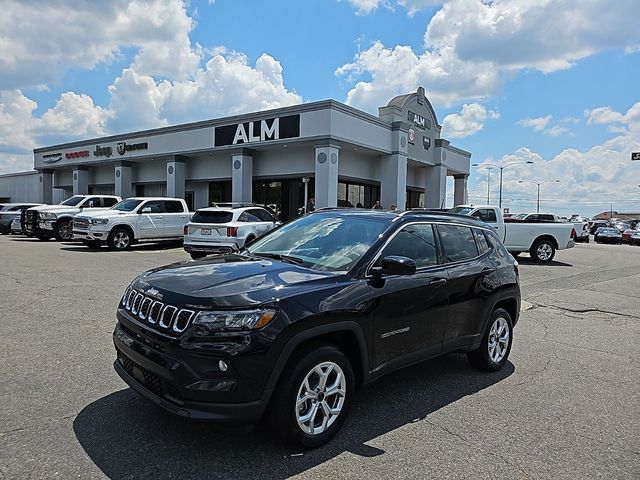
[219,360,228,372]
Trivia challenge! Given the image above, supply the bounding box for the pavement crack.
[423,418,534,479]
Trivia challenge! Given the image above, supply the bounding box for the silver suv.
[183,204,279,259]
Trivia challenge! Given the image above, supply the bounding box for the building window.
[406,190,424,209]
[338,181,379,208]
[208,181,231,205]
[135,184,145,197]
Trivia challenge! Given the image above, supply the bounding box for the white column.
[115,162,133,199]
[38,170,53,204]
[73,167,89,195]
[425,165,447,208]
[380,154,407,210]
[166,157,186,199]
[231,151,253,202]
[314,145,339,208]
[454,174,469,206]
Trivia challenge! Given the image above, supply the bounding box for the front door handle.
[429,278,447,287]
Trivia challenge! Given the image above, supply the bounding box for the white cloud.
[471,102,640,216]
[441,103,498,138]
[586,106,626,125]
[346,0,384,15]
[0,0,200,90]
[344,0,440,16]
[337,0,640,112]
[517,115,552,132]
[544,125,570,137]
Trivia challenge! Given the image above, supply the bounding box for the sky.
[1,0,639,217]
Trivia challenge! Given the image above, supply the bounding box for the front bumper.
[112,314,270,424]
[72,228,108,241]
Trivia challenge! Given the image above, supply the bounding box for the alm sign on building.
[214,115,300,147]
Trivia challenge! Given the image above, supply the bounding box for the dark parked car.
[595,227,622,244]
[590,220,611,235]
[630,231,640,246]
[113,210,520,447]
[0,203,44,234]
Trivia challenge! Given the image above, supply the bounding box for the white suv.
[183,204,279,259]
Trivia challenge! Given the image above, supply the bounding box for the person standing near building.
[390,204,397,211]
[372,200,382,210]
[306,197,315,213]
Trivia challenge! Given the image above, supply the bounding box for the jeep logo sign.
[214,115,300,147]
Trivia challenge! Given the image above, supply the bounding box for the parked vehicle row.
[0,203,44,234]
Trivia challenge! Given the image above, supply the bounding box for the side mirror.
[140,207,151,214]
[372,256,416,276]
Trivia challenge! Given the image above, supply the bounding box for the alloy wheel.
[536,243,553,261]
[114,232,130,249]
[295,361,346,435]
[488,317,510,363]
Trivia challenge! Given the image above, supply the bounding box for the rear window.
[192,210,233,224]
[437,224,479,262]
[471,208,497,223]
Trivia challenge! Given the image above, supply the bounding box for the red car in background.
[622,228,637,244]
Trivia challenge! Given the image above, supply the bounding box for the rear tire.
[53,219,73,241]
[468,308,513,372]
[529,239,555,263]
[107,227,132,251]
[268,344,354,448]
[190,252,207,260]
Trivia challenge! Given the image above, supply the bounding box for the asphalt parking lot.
[1,236,639,479]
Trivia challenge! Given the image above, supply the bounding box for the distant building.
[592,211,640,221]
[1,88,471,219]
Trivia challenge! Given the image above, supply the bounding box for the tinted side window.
[103,197,118,207]
[238,211,260,222]
[248,208,273,222]
[379,223,438,268]
[84,197,102,207]
[473,228,490,254]
[438,225,479,262]
[483,230,510,259]
[471,208,497,223]
[141,201,164,213]
[164,201,184,213]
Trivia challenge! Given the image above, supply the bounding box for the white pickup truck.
[450,205,575,263]
[24,195,122,241]
[72,197,190,250]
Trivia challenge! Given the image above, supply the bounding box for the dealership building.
[1,88,470,220]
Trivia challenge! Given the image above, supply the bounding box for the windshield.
[245,213,390,272]
[448,206,474,215]
[60,196,84,206]
[192,210,233,224]
[112,199,143,212]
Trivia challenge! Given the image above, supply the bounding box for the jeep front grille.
[120,286,195,335]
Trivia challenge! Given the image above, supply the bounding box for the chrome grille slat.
[139,298,152,319]
[148,301,164,324]
[120,288,196,335]
[131,293,144,314]
[159,305,177,329]
[173,309,195,333]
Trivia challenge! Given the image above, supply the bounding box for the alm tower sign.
[215,114,300,147]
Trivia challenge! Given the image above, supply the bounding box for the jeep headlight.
[39,212,57,220]
[91,218,109,225]
[193,309,276,332]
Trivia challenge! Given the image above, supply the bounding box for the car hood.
[32,205,106,215]
[131,254,341,309]
[80,210,132,219]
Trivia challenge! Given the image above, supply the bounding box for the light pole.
[485,167,493,204]
[518,179,560,213]
[472,161,534,209]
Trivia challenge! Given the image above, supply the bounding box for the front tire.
[36,233,51,241]
[529,239,555,263]
[53,219,73,241]
[107,227,132,251]
[468,308,513,371]
[82,240,101,248]
[268,344,354,448]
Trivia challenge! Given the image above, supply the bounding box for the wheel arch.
[261,321,369,404]
[493,297,519,327]
[531,234,558,250]
[110,223,136,240]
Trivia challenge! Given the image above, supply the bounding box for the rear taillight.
[227,226,238,237]
[570,228,577,238]
[183,225,188,235]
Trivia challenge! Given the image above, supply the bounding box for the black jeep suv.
[113,209,520,447]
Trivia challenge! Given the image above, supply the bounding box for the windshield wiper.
[249,252,305,265]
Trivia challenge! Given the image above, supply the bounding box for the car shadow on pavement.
[514,256,573,267]
[58,241,184,253]
[73,354,514,480]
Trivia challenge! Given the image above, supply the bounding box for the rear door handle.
[481,267,496,275]
[429,278,447,287]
